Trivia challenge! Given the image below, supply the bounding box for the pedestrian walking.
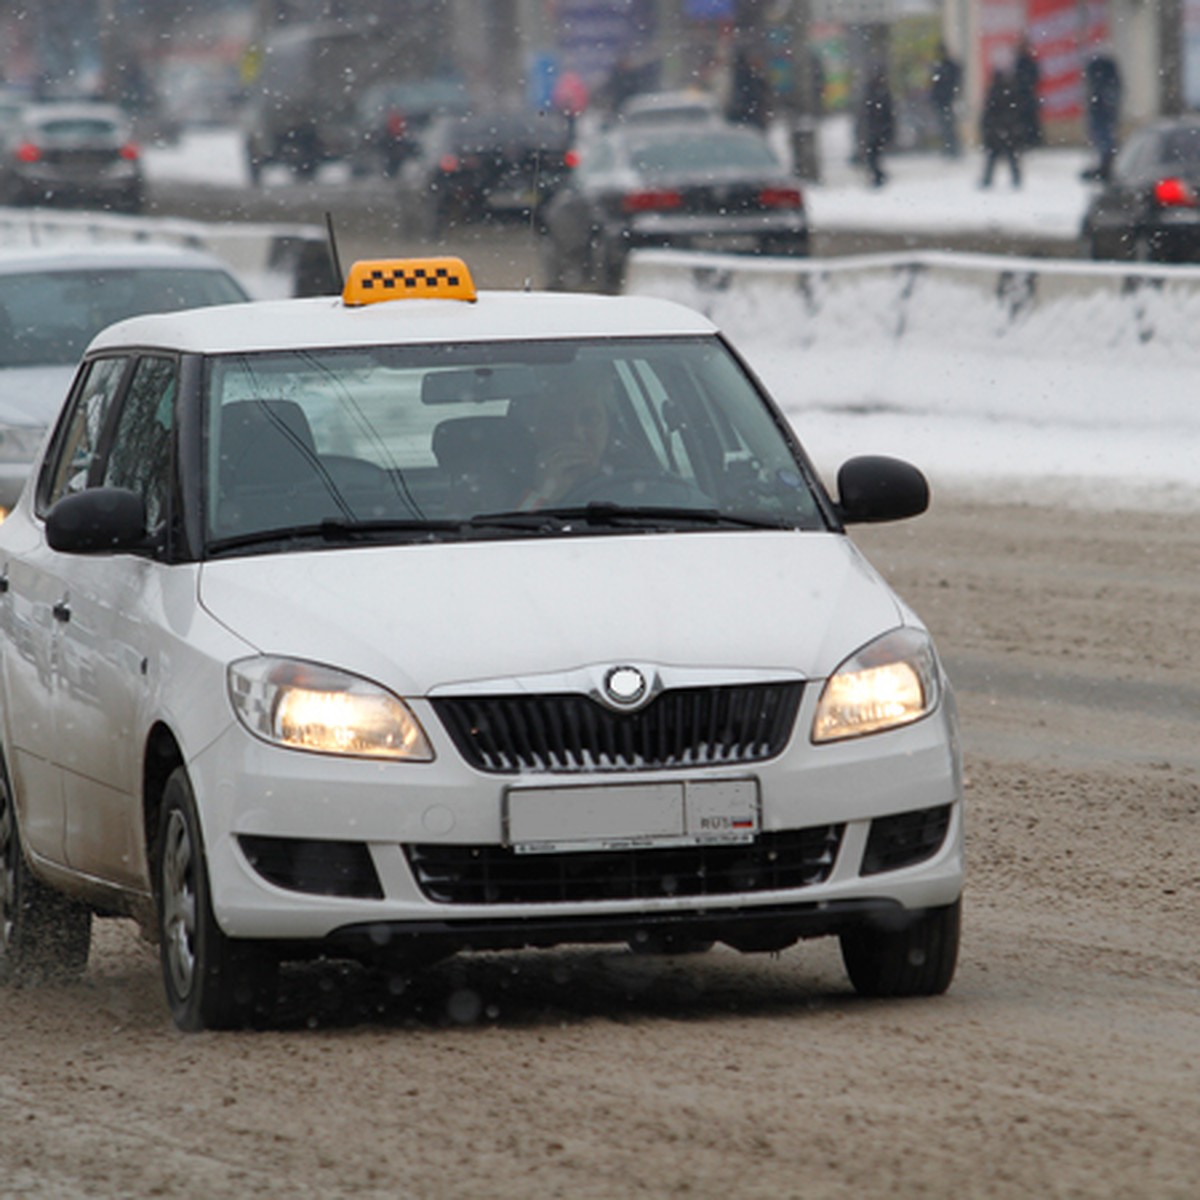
[980,67,1022,188]
[727,47,771,130]
[928,41,962,158]
[1082,43,1122,181]
[858,67,895,188]
[1013,36,1043,149]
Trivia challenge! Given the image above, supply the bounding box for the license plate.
[697,234,758,253]
[505,779,759,855]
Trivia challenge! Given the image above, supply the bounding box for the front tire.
[0,759,91,985]
[840,898,960,998]
[156,767,277,1030]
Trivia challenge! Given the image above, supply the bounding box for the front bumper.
[189,681,964,953]
[0,463,30,513]
[14,164,142,207]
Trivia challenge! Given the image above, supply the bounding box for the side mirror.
[46,487,148,554]
[834,456,929,525]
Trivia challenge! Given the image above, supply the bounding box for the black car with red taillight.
[0,101,145,214]
[1082,117,1200,262]
[404,109,574,234]
[539,122,809,292]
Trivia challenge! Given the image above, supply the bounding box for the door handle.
[52,600,71,623]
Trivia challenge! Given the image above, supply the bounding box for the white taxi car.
[0,256,963,1030]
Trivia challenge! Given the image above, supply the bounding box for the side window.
[40,357,129,511]
[103,357,177,529]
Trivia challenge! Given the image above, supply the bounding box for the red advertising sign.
[979,0,1110,123]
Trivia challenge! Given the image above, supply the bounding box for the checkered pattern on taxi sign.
[342,256,477,305]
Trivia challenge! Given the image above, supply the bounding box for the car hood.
[197,531,906,697]
[0,366,76,428]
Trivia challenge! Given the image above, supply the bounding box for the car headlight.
[228,657,433,760]
[812,627,940,743]
[0,422,47,464]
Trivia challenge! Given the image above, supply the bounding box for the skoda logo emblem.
[604,665,647,708]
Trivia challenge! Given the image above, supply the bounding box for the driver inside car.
[514,376,613,510]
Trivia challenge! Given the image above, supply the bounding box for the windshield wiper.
[470,503,796,531]
[208,507,796,554]
[208,517,464,554]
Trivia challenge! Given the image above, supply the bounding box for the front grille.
[432,682,803,774]
[404,824,843,905]
[861,805,952,876]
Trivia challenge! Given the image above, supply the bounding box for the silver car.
[0,101,146,212]
[0,244,250,515]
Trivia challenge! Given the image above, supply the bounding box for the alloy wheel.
[160,808,198,1001]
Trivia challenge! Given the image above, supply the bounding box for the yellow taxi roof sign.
[342,257,477,306]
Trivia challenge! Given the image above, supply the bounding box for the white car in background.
[0,243,250,516]
[0,254,963,1030]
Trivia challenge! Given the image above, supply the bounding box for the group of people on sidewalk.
[856,35,1123,191]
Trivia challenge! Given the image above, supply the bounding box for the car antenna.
[324,211,345,290]
[524,121,547,292]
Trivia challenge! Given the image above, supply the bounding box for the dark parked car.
[539,123,809,291]
[352,77,471,177]
[243,19,391,183]
[0,101,145,213]
[404,110,574,233]
[1082,117,1200,262]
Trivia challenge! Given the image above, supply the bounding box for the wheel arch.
[143,723,185,886]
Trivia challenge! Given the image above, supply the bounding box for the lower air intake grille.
[404,824,843,906]
[431,682,803,774]
[861,805,952,876]
[239,835,383,899]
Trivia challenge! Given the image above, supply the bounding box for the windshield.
[0,267,247,368]
[204,336,824,548]
[32,116,122,140]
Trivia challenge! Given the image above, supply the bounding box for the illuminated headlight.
[812,628,940,743]
[0,423,46,464]
[228,657,433,760]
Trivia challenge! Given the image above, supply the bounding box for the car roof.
[617,90,722,121]
[0,243,244,277]
[86,288,717,356]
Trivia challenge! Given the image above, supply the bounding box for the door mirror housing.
[834,456,929,525]
[45,487,149,554]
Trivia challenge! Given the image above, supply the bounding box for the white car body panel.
[87,290,718,356]
[196,533,901,696]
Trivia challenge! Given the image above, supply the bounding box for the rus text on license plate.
[505,779,759,855]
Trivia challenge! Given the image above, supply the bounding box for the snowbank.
[626,249,1200,510]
